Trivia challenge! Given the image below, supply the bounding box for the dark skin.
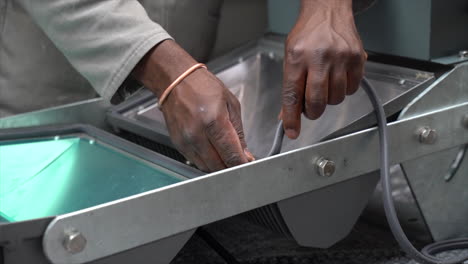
[133,0,366,172]
[281,0,367,139]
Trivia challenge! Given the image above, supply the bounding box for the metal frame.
[399,62,468,241]
[43,100,468,264]
[0,124,202,179]
[0,124,203,264]
[0,98,111,131]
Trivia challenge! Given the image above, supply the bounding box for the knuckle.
[224,152,244,166]
[309,48,332,66]
[204,119,222,139]
[285,44,304,65]
[181,130,196,145]
[282,85,300,106]
[349,49,362,62]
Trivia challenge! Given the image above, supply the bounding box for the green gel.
[0,136,183,223]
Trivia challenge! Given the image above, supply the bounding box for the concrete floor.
[172,215,466,264]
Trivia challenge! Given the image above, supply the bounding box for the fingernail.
[244,149,256,161]
[285,129,298,139]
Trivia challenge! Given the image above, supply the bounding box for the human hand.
[281,0,367,139]
[133,40,254,172]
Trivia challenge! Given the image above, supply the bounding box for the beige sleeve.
[18,0,172,99]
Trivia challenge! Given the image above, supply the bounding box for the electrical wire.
[200,77,468,264]
[268,77,468,264]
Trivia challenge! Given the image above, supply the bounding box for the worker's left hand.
[281,0,367,139]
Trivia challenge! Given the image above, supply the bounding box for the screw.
[458,50,468,58]
[268,52,275,59]
[463,114,468,129]
[399,79,406,86]
[63,229,86,254]
[417,127,437,144]
[316,157,336,177]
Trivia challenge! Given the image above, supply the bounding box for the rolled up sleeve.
[18,0,172,99]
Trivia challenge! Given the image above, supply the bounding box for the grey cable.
[268,77,468,264]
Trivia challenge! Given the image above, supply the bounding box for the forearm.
[300,0,376,15]
[301,0,353,12]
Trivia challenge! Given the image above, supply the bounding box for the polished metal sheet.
[129,39,434,158]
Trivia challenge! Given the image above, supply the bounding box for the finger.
[205,114,248,167]
[347,64,364,95]
[227,94,248,151]
[304,67,329,120]
[226,93,256,162]
[244,149,255,162]
[347,52,366,95]
[192,139,227,172]
[281,59,306,139]
[328,66,347,105]
[178,148,210,172]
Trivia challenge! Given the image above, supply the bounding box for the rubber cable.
[268,77,468,264]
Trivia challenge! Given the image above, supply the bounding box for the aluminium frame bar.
[43,102,468,264]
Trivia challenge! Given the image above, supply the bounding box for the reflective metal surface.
[400,62,468,241]
[43,102,468,264]
[124,38,434,158]
[0,98,111,131]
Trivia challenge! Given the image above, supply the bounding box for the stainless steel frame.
[0,125,200,264]
[0,98,111,131]
[43,98,468,263]
[399,63,468,241]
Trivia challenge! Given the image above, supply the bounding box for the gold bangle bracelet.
[157,63,207,109]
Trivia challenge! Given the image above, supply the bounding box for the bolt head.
[463,114,468,129]
[63,229,86,254]
[316,158,336,177]
[459,50,468,58]
[418,127,437,144]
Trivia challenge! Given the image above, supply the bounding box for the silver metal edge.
[43,102,468,264]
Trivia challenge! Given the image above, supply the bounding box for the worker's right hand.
[133,40,254,172]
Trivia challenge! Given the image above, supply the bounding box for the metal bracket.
[42,101,468,264]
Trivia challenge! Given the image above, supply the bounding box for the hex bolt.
[63,229,87,254]
[417,127,437,144]
[458,50,468,58]
[463,114,468,129]
[316,157,336,177]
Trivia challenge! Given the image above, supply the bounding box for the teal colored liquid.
[0,136,183,223]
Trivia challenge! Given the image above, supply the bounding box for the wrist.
[300,0,353,16]
[132,40,197,98]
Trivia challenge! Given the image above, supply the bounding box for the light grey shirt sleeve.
[18,0,172,99]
